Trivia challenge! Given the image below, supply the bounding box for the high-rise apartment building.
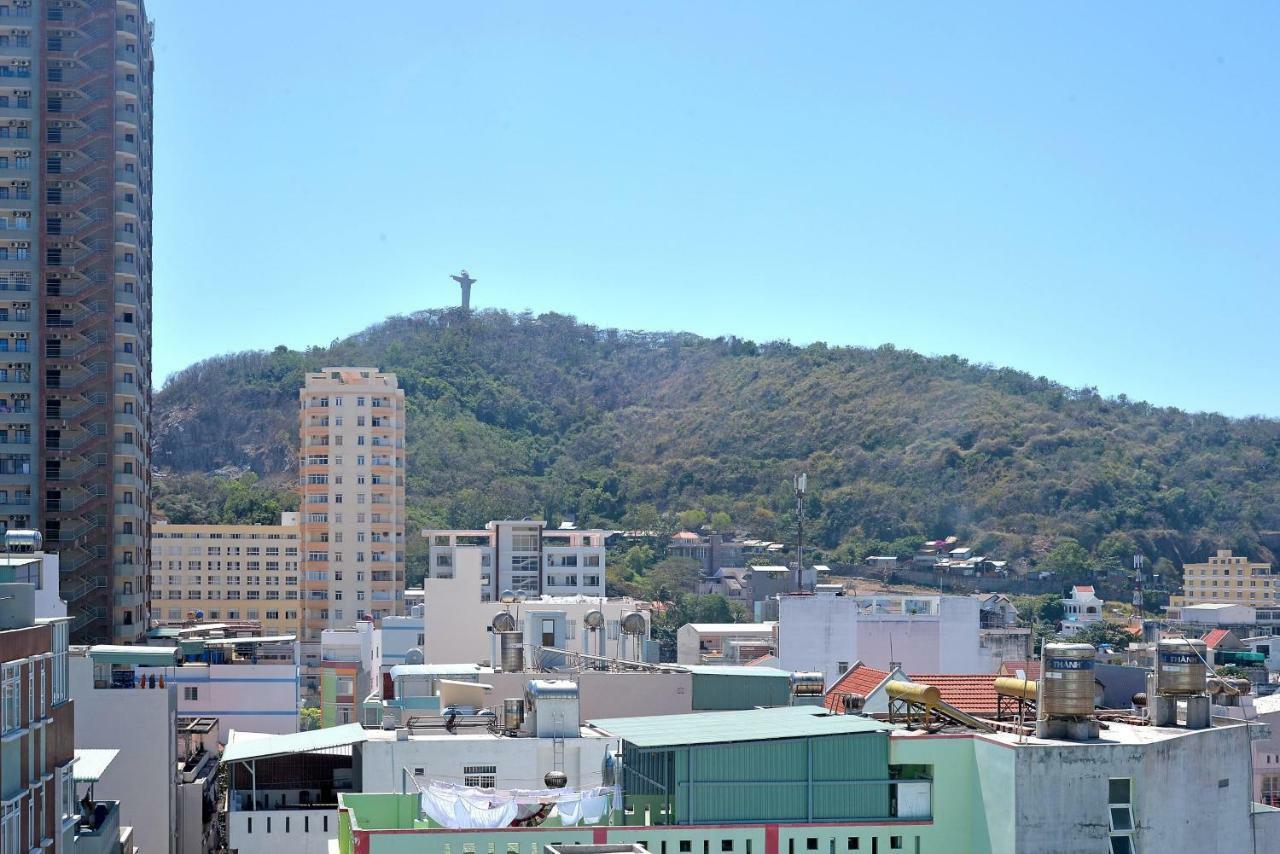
[148,513,302,636]
[299,369,405,680]
[0,0,158,645]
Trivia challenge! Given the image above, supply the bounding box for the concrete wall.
[71,654,176,854]
[1007,724,1256,853]
[478,671,694,720]
[357,732,617,795]
[778,595,997,687]
[167,661,300,743]
[229,807,336,854]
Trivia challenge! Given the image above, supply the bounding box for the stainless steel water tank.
[1041,643,1097,717]
[789,671,825,696]
[498,630,524,672]
[491,611,517,633]
[1157,639,1208,696]
[583,609,605,629]
[621,611,646,635]
[503,697,525,731]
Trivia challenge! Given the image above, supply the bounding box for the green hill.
[152,308,1280,577]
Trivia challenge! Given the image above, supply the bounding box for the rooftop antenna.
[793,473,807,593]
[1132,554,1145,619]
[450,269,476,312]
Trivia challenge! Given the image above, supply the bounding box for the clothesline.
[419,780,615,829]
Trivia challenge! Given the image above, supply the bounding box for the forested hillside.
[153,308,1280,574]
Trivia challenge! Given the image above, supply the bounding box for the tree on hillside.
[1039,539,1091,578]
[642,557,703,602]
[676,509,707,532]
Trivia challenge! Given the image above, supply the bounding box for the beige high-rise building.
[148,513,301,636]
[1172,549,1277,608]
[299,368,406,678]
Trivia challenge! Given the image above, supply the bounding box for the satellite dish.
[583,610,604,629]
[491,611,517,633]
[404,647,425,665]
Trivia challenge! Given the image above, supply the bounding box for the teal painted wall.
[690,673,791,711]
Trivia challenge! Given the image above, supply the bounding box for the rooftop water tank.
[789,671,825,696]
[621,611,646,635]
[3,529,40,552]
[491,611,517,633]
[404,647,425,666]
[498,630,523,673]
[1040,643,1096,717]
[583,609,605,629]
[1156,639,1207,697]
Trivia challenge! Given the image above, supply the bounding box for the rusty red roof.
[823,664,891,711]
[998,660,1041,680]
[909,673,1002,717]
[1202,629,1233,649]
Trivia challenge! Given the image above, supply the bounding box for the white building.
[165,635,300,743]
[776,593,1009,688]
[424,520,608,600]
[1060,584,1105,635]
[71,646,179,854]
[1175,602,1256,626]
[421,547,652,665]
[676,622,776,665]
[1,551,66,619]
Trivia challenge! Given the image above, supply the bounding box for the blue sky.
[149,1,1278,416]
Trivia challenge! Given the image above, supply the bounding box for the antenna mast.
[1132,554,1145,618]
[794,473,807,593]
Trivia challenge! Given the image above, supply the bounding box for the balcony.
[114,108,139,126]
[114,197,138,216]
[114,46,140,66]
[71,800,124,854]
[113,501,143,519]
[116,588,144,607]
[114,318,139,337]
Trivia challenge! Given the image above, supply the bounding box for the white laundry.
[421,787,463,829]
[580,792,610,823]
[454,795,519,829]
[555,794,585,826]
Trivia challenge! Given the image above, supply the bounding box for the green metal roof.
[73,749,119,782]
[221,723,368,764]
[678,665,790,677]
[588,705,893,748]
[87,645,180,666]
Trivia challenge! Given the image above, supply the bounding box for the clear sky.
[148,1,1279,417]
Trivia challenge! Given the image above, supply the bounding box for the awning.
[73,749,119,783]
[87,645,180,666]
[221,723,368,764]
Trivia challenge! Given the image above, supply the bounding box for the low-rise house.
[1059,585,1104,635]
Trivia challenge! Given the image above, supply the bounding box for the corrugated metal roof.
[73,749,119,782]
[389,663,492,679]
[678,665,790,677]
[589,705,892,747]
[221,723,368,764]
[88,645,180,666]
[200,635,297,646]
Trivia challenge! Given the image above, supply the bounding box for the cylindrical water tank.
[3,529,40,551]
[789,672,825,696]
[994,677,1038,701]
[503,698,525,731]
[885,680,942,708]
[1156,638,1207,696]
[1041,643,1097,717]
[498,630,524,672]
[583,610,605,629]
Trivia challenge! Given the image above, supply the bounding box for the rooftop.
[73,749,119,783]
[222,723,368,764]
[588,705,893,748]
[1202,629,1235,649]
[998,660,1042,681]
[824,663,892,711]
[907,674,1002,717]
[686,623,774,634]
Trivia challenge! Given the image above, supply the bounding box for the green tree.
[676,509,707,532]
[299,706,322,731]
[709,511,733,533]
[642,557,703,602]
[1039,539,1091,577]
[1068,622,1133,651]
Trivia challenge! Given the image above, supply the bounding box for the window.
[1,799,17,853]
[183,686,199,701]
[1,663,19,732]
[1108,777,1135,853]
[464,765,496,788]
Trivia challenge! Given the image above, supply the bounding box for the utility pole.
[794,473,807,592]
